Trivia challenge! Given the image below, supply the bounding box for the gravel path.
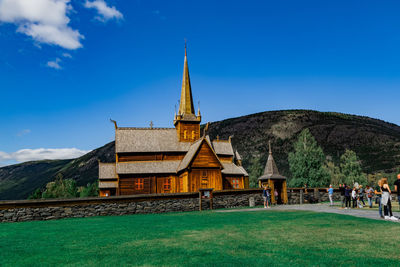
[217,203,400,222]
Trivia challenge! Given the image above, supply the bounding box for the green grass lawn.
[1,210,400,266]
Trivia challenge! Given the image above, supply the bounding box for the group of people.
[336,174,400,221]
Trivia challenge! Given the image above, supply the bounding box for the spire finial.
[268,140,272,154]
[150,121,154,129]
[184,38,187,56]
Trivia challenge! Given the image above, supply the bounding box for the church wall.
[118,152,185,162]
[191,142,221,168]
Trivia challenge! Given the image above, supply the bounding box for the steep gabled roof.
[212,140,234,156]
[115,128,192,153]
[177,135,223,172]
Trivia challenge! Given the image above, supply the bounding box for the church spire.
[178,41,195,115]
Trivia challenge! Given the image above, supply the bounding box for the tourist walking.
[394,174,400,211]
[344,185,352,209]
[339,184,346,209]
[352,187,357,208]
[381,178,398,221]
[359,185,365,206]
[262,186,271,209]
[366,185,374,208]
[327,185,334,206]
[375,180,383,218]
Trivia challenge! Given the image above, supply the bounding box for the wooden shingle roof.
[116,128,192,153]
[99,162,117,179]
[117,161,181,174]
[212,140,234,156]
[258,142,286,180]
[222,162,249,176]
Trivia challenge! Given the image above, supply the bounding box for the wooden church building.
[98,47,249,196]
[258,142,288,204]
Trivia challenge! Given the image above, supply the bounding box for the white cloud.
[84,0,123,22]
[0,0,84,49]
[16,129,31,137]
[0,148,90,164]
[46,57,62,69]
[62,52,72,58]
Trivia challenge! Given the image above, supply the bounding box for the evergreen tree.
[248,157,263,188]
[288,129,330,187]
[79,182,99,198]
[28,188,43,199]
[340,149,367,186]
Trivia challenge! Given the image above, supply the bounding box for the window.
[164,178,171,191]
[192,130,195,140]
[184,130,187,140]
[201,171,208,187]
[135,178,144,190]
[232,179,239,189]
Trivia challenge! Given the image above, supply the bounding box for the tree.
[340,149,367,186]
[248,157,263,188]
[41,174,78,199]
[288,128,330,187]
[28,188,43,199]
[79,182,99,198]
[323,160,342,186]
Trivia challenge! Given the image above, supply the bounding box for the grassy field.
[1,209,400,266]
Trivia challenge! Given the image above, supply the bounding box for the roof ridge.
[117,127,175,130]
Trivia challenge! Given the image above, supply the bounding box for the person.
[262,185,271,209]
[381,178,398,221]
[359,185,365,206]
[344,185,352,209]
[327,185,334,206]
[352,187,357,208]
[274,188,278,204]
[339,184,346,209]
[262,186,268,208]
[394,174,400,211]
[366,185,374,208]
[375,179,383,218]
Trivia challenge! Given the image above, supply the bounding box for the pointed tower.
[264,141,282,177]
[174,43,201,142]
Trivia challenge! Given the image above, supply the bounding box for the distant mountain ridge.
[1,109,400,200]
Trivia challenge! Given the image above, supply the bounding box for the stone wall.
[0,188,374,223]
[0,189,264,223]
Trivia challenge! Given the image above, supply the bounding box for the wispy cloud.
[16,129,31,137]
[62,52,72,58]
[0,0,84,50]
[84,0,123,22]
[46,57,62,69]
[0,148,90,165]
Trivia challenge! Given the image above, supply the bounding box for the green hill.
[1,110,400,200]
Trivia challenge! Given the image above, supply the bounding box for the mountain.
[1,110,400,200]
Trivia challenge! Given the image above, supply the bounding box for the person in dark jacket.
[344,185,352,209]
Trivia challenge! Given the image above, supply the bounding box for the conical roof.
[178,44,195,116]
[258,141,286,181]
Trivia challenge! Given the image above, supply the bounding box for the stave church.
[98,46,249,196]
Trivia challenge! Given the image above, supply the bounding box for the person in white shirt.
[351,187,357,208]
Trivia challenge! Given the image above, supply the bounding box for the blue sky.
[1,0,400,165]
